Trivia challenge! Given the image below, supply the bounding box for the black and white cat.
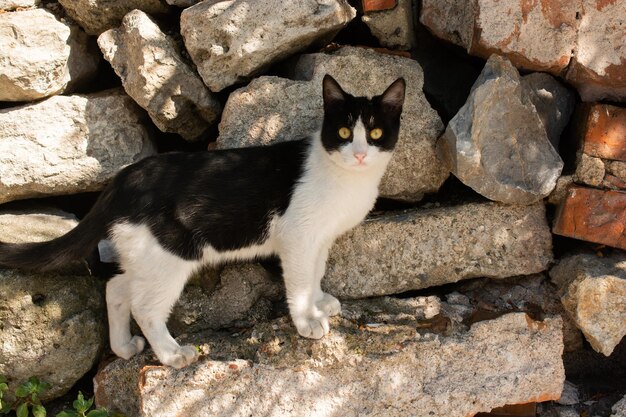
[0,75,405,368]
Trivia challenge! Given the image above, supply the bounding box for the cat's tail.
[0,190,115,271]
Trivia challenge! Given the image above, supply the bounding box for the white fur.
[105,133,392,368]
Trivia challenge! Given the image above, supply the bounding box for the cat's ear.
[380,78,406,113]
[322,74,348,108]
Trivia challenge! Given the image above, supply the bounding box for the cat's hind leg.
[106,273,145,359]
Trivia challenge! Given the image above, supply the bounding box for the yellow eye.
[370,128,383,140]
[338,127,351,139]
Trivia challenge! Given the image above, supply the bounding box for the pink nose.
[354,153,366,163]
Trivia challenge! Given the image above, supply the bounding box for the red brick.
[581,104,626,162]
[475,402,536,416]
[553,186,626,250]
[362,0,397,12]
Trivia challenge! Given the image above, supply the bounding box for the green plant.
[0,376,51,417]
[0,376,120,417]
[55,391,115,417]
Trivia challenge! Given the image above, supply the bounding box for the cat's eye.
[370,128,383,140]
[338,127,351,139]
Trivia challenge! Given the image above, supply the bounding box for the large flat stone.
[0,206,88,274]
[217,47,448,202]
[437,55,564,205]
[565,0,626,102]
[98,10,221,141]
[420,0,577,75]
[180,0,355,91]
[550,252,626,357]
[0,0,39,10]
[0,89,155,204]
[94,301,564,417]
[0,8,100,101]
[324,201,553,298]
[58,0,169,35]
[0,270,105,402]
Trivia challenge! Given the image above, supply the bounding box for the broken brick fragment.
[362,0,397,12]
[580,104,626,162]
[553,186,626,250]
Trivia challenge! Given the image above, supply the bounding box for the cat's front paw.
[113,335,146,360]
[160,345,199,369]
[293,314,330,339]
[317,292,341,317]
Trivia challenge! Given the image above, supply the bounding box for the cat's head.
[320,74,405,171]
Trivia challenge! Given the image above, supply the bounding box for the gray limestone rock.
[217,47,448,202]
[58,0,169,35]
[170,264,282,334]
[0,270,105,402]
[180,0,356,92]
[0,8,100,101]
[521,72,575,148]
[547,175,574,206]
[165,0,198,6]
[324,201,553,298]
[550,252,626,357]
[0,0,39,10]
[437,55,564,205]
[98,10,221,141]
[613,396,626,417]
[454,274,583,352]
[361,0,414,50]
[0,207,88,275]
[94,305,564,417]
[0,89,155,204]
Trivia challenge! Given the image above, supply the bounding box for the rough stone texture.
[98,10,221,141]
[165,0,198,6]
[217,47,448,202]
[550,252,626,357]
[0,89,155,204]
[548,175,574,206]
[579,104,626,162]
[58,0,169,35]
[566,0,626,102]
[324,201,553,298]
[0,0,38,10]
[575,153,605,187]
[0,8,100,101]
[553,186,626,250]
[437,55,563,205]
[95,301,564,417]
[170,264,282,335]
[613,396,626,417]
[420,0,577,75]
[455,274,583,352]
[521,72,575,149]
[572,153,626,192]
[0,206,77,245]
[180,0,356,92]
[0,206,89,274]
[361,0,414,50]
[0,269,105,402]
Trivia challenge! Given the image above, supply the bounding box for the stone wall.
[0,0,624,416]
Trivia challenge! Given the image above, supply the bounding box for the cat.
[0,75,405,368]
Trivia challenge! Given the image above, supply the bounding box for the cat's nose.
[354,153,366,164]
